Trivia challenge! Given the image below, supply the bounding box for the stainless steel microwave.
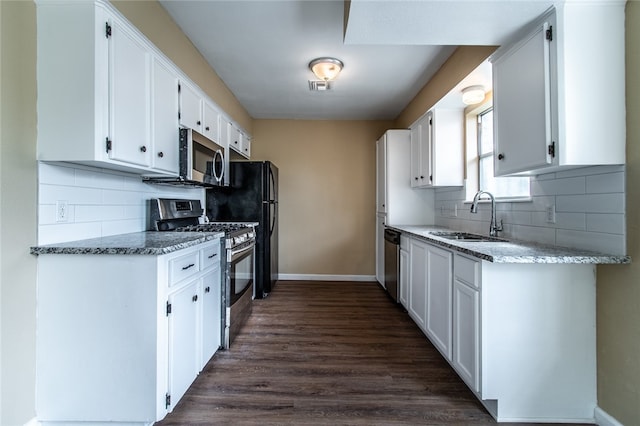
[182,128,226,186]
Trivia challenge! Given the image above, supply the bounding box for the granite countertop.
[388,225,631,264]
[30,231,225,256]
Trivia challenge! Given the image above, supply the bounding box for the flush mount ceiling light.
[309,57,344,81]
[461,85,486,105]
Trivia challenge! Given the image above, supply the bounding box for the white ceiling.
[159,0,555,121]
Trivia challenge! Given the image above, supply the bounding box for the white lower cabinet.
[452,254,480,393]
[405,235,596,423]
[35,239,222,425]
[399,235,410,308]
[425,244,452,361]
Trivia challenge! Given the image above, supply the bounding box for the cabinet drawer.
[169,251,201,286]
[454,254,480,289]
[200,243,221,270]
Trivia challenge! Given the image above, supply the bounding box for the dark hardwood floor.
[157,281,587,425]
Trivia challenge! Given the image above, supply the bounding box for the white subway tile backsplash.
[39,184,103,205]
[434,165,626,254]
[586,172,624,194]
[37,162,205,244]
[556,229,626,255]
[586,213,625,234]
[556,193,625,214]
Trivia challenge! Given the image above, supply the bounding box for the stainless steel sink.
[429,231,507,242]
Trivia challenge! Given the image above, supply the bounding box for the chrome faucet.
[470,190,503,237]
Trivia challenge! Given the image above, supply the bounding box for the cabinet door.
[242,134,251,158]
[168,280,200,410]
[399,247,409,309]
[376,136,387,212]
[409,125,420,188]
[493,19,553,176]
[453,279,480,392]
[151,57,179,174]
[408,239,428,331]
[202,101,220,143]
[425,244,453,360]
[375,214,386,285]
[201,268,222,370]
[228,123,242,152]
[108,15,151,167]
[179,80,202,131]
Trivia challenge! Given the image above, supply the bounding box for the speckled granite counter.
[388,225,631,264]
[30,231,224,256]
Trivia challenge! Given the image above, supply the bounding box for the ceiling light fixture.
[461,85,486,105]
[309,57,344,81]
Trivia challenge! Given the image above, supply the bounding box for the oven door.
[229,242,254,305]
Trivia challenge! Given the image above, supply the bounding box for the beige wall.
[395,46,496,128]
[252,120,392,277]
[596,2,640,424]
[0,1,38,425]
[111,1,253,133]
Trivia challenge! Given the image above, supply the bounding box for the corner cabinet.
[404,235,597,422]
[492,3,625,176]
[35,239,223,424]
[410,109,463,188]
[36,0,181,176]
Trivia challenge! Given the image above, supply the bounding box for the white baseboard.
[278,274,376,282]
[595,406,624,426]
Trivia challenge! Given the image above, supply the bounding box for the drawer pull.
[208,253,218,259]
[192,294,198,302]
[205,286,211,293]
[182,263,195,270]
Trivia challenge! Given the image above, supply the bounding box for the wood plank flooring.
[157,281,588,425]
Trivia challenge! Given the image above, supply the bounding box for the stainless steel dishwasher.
[383,228,401,303]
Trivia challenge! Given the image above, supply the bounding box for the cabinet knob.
[192,294,198,302]
[205,286,210,293]
[414,177,418,181]
[420,175,424,179]
[140,146,147,153]
[498,153,505,160]
[205,126,210,131]
[234,140,238,145]
[197,120,201,126]
[157,151,164,158]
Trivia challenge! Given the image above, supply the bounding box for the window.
[476,108,530,199]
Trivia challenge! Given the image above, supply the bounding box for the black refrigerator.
[206,161,278,299]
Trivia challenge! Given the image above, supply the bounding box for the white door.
[200,268,221,370]
[408,239,428,331]
[108,15,151,167]
[376,213,386,285]
[376,136,387,212]
[168,280,199,410]
[151,57,179,174]
[425,244,453,361]
[493,19,553,176]
[453,279,480,392]
[179,80,202,131]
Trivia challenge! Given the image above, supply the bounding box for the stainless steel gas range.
[150,198,256,348]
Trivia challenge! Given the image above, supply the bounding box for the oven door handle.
[229,243,255,263]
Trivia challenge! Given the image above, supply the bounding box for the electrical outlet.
[546,205,556,224]
[56,200,69,223]
[453,204,458,217]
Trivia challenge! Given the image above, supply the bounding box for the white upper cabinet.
[151,57,180,174]
[178,79,203,132]
[492,3,625,176]
[227,121,251,159]
[410,109,463,188]
[202,101,221,143]
[36,1,178,175]
[108,13,151,167]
